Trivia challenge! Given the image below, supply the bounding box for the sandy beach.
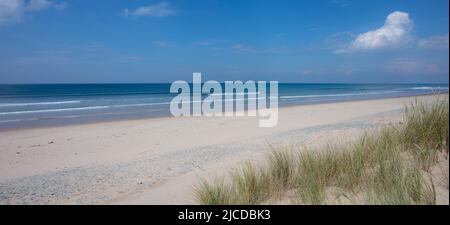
[0,94,447,205]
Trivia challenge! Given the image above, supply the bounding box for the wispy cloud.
[300,69,315,75]
[231,43,254,53]
[0,0,67,25]
[231,43,294,54]
[53,1,66,10]
[0,0,24,24]
[335,11,413,54]
[1,43,146,66]
[152,41,170,48]
[310,32,355,50]
[192,41,294,54]
[193,40,219,46]
[106,55,145,64]
[299,65,358,76]
[336,66,358,75]
[192,40,231,52]
[418,33,449,49]
[328,0,352,8]
[123,2,175,18]
[27,0,52,11]
[384,58,443,75]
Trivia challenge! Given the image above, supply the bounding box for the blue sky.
[0,0,448,83]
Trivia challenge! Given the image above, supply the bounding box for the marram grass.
[195,97,449,205]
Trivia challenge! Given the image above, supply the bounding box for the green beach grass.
[195,97,449,205]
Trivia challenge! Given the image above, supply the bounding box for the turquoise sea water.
[0,83,447,130]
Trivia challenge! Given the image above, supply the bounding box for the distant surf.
[411,86,449,90]
[0,83,447,129]
[279,90,402,99]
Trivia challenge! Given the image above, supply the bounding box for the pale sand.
[0,94,447,204]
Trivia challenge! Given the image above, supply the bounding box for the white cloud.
[335,11,413,53]
[0,0,25,24]
[26,0,51,11]
[52,1,66,11]
[418,34,449,49]
[26,0,66,11]
[0,0,66,25]
[123,2,175,17]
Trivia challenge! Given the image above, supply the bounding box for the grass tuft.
[195,97,449,205]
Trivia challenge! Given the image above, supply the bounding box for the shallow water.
[0,83,447,130]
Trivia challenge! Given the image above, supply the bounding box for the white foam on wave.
[0,97,281,116]
[0,89,422,116]
[0,102,173,115]
[209,92,260,96]
[0,109,168,123]
[0,106,110,115]
[280,91,401,99]
[0,100,81,107]
[411,86,449,90]
[0,119,24,123]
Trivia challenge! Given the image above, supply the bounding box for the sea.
[0,83,448,130]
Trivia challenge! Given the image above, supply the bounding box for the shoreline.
[0,92,446,133]
[0,94,447,204]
